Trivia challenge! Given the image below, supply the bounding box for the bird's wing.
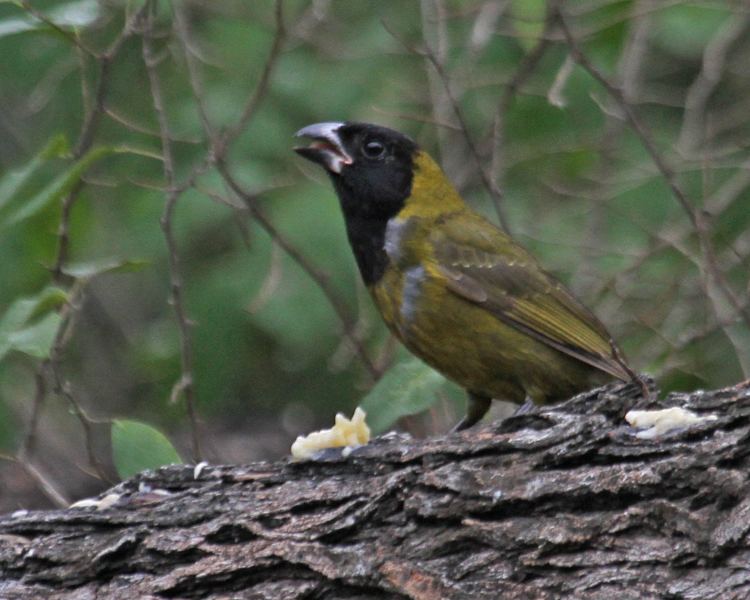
[430,213,630,380]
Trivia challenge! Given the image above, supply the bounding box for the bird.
[294,121,632,431]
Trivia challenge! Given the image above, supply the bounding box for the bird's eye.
[362,138,386,160]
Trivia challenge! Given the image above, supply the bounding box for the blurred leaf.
[26,287,68,322]
[4,312,61,359]
[511,0,546,51]
[360,357,446,434]
[0,145,155,227]
[0,146,112,227]
[0,15,39,38]
[0,0,99,39]
[111,145,164,162]
[0,134,69,213]
[0,287,67,362]
[111,419,182,479]
[654,6,731,58]
[62,258,150,279]
[0,0,747,503]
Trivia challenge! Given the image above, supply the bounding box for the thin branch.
[490,2,559,219]
[142,1,202,462]
[677,11,750,155]
[18,365,48,462]
[172,2,214,139]
[19,281,112,500]
[557,6,750,335]
[18,459,69,509]
[557,11,694,223]
[570,0,653,298]
[55,286,110,481]
[175,0,379,380]
[385,16,510,230]
[246,239,283,314]
[17,0,97,57]
[16,263,111,494]
[217,164,381,382]
[51,3,150,282]
[546,54,575,107]
[215,1,286,157]
[328,277,373,375]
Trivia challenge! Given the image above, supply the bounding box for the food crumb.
[291,407,370,460]
[625,407,718,439]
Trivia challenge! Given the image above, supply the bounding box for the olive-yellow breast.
[295,121,630,430]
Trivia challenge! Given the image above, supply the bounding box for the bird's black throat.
[330,164,413,286]
[295,121,419,286]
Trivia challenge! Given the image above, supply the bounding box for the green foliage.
[62,258,150,279]
[0,0,748,509]
[1,144,158,227]
[0,287,67,362]
[0,0,98,39]
[511,0,547,51]
[361,358,458,435]
[111,419,182,479]
[653,5,733,57]
[0,134,69,213]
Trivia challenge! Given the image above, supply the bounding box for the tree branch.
[142,1,202,461]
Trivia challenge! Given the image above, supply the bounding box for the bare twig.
[570,0,653,298]
[17,278,111,498]
[546,54,575,107]
[49,284,111,483]
[17,0,97,57]
[175,0,379,380]
[19,459,69,509]
[328,278,372,374]
[386,14,510,230]
[51,3,150,282]
[215,1,286,157]
[18,365,48,462]
[677,12,750,155]
[490,2,559,220]
[19,282,112,486]
[246,240,283,314]
[217,164,381,382]
[557,7,750,338]
[143,1,202,462]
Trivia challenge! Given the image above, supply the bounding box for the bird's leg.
[513,396,536,416]
[451,392,492,432]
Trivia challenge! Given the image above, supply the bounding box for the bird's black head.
[294,121,418,221]
[294,121,419,284]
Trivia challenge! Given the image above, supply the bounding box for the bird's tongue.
[295,139,352,174]
[310,140,339,154]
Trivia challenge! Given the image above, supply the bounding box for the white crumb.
[69,498,101,509]
[194,461,209,479]
[291,407,370,460]
[95,493,121,510]
[69,492,121,511]
[625,407,718,439]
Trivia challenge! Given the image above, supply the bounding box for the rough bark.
[1,379,750,599]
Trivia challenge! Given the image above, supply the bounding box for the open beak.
[294,122,353,174]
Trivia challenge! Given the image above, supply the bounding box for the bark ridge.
[2,379,750,599]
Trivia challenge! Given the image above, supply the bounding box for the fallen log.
[1,379,749,599]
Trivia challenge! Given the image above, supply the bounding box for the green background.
[0,0,748,510]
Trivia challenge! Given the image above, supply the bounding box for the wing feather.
[431,213,630,381]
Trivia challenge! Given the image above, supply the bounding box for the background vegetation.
[1,0,748,510]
